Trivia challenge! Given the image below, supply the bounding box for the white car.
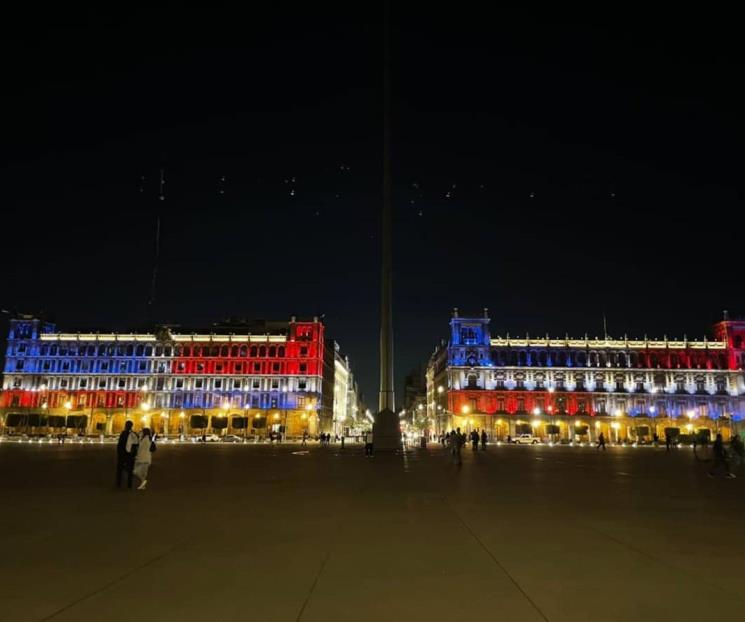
[514,434,540,445]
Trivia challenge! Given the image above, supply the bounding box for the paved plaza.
[1,440,744,621]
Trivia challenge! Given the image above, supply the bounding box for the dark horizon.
[2,6,744,403]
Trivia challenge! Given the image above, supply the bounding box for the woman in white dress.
[133,428,154,490]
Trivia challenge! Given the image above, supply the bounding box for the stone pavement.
[1,441,744,621]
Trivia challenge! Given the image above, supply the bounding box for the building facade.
[427,309,745,443]
[0,315,343,438]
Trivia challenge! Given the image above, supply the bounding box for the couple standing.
[116,420,156,490]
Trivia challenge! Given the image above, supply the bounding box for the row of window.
[8,376,317,392]
[9,359,311,375]
[9,343,312,358]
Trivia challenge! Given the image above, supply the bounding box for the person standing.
[709,433,735,478]
[665,433,671,451]
[116,420,138,489]
[730,434,744,474]
[480,430,487,450]
[364,428,374,456]
[470,429,479,451]
[597,432,606,451]
[133,428,155,490]
[450,428,463,466]
[302,430,308,447]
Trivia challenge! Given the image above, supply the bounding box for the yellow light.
[687,410,696,420]
[306,404,313,411]
[461,405,470,415]
[614,409,621,417]
[64,400,72,410]
[686,424,694,432]
[179,411,185,418]
[574,420,581,427]
[41,402,48,410]
[141,402,151,412]
[611,422,621,430]
[531,419,541,428]
[301,413,307,420]
[496,419,503,425]
[254,414,261,419]
[222,401,230,411]
[595,421,600,428]
[532,407,540,416]
[274,413,280,420]
[437,386,444,394]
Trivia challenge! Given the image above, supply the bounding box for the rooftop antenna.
[603,312,608,339]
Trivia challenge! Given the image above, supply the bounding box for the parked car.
[192,433,220,442]
[221,434,244,443]
[514,434,540,445]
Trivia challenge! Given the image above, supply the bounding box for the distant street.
[1,442,744,621]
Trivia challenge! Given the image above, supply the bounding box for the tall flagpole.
[379,3,394,413]
[374,0,401,450]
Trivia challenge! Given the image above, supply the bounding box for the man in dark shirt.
[116,420,137,489]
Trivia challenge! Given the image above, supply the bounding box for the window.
[596,399,606,414]
[516,398,525,412]
[118,379,126,389]
[42,361,51,371]
[156,378,165,390]
[578,400,587,413]
[214,379,222,389]
[13,378,22,388]
[269,347,276,357]
[234,363,243,373]
[233,380,241,389]
[271,379,279,390]
[298,379,307,390]
[79,378,87,388]
[515,377,525,389]
[119,363,127,372]
[298,397,306,408]
[137,378,146,388]
[176,379,184,389]
[497,398,505,412]
[195,379,204,389]
[215,363,224,372]
[252,379,260,389]
[635,381,644,392]
[177,362,186,371]
[615,379,624,391]
[253,363,261,372]
[300,346,308,356]
[15,360,24,371]
[100,362,109,372]
[139,362,148,372]
[273,363,280,372]
[695,379,706,393]
[99,379,107,389]
[716,378,726,393]
[197,363,205,372]
[676,379,685,392]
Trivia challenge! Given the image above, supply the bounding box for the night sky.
[2,6,743,406]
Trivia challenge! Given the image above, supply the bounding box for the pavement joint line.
[588,526,745,604]
[446,498,550,622]
[295,547,332,622]
[36,544,180,622]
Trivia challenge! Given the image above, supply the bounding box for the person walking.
[730,434,744,474]
[301,430,308,447]
[665,433,671,451]
[470,429,479,451]
[480,430,487,450]
[450,427,463,465]
[133,428,155,490]
[597,432,606,451]
[116,420,138,489]
[364,428,374,456]
[709,433,735,478]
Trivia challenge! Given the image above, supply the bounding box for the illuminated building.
[427,309,745,442]
[0,315,356,438]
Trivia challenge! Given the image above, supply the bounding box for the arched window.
[145,346,153,356]
[164,346,172,357]
[269,346,277,357]
[183,346,191,357]
[155,346,163,357]
[210,346,219,357]
[250,346,258,357]
[278,346,285,357]
[220,346,229,357]
[259,346,267,357]
[239,345,247,357]
[231,346,239,357]
[135,345,144,356]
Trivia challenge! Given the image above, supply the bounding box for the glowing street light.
[532,407,541,416]
[461,405,470,415]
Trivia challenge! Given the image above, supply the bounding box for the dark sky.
[2,6,744,406]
